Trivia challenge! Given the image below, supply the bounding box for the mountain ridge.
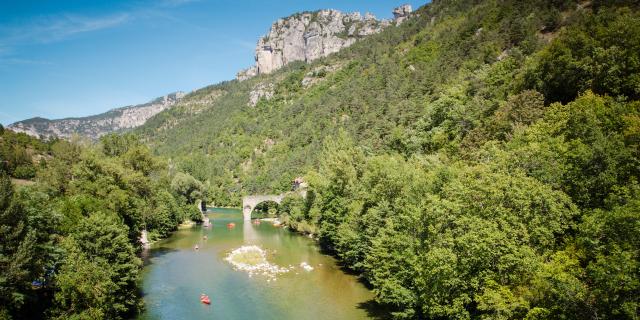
[8,92,185,140]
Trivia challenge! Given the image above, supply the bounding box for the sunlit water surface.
[138,208,375,319]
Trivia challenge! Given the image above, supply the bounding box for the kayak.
[200,295,211,304]
[227,222,236,228]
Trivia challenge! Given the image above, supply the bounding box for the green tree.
[54,212,141,319]
[526,7,640,103]
[100,133,140,157]
[53,237,116,320]
[171,172,204,205]
[0,174,37,318]
[578,198,640,319]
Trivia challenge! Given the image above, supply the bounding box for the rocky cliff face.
[8,92,185,140]
[393,4,413,24]
[237,5,412,80]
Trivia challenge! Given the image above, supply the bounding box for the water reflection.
[243,219,259,244]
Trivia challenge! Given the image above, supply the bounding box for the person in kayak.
[200,293,211,304]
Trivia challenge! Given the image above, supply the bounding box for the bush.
[12,165,36,179]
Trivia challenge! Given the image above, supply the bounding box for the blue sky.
[0,0,423,125]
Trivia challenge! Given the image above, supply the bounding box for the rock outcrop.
[237,5,414,81]
[238,9,383,79]
[237,66,258,81]
[8,92,185,140]
[248,83,275,107]
[393,4,413,24]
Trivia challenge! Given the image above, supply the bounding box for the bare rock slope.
[237,5,412,80]
[8,92,185,140]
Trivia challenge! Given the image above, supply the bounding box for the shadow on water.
[137,246,179,307]
[357,299,395,320]
[317,244,377,291]
[139,246,178,268]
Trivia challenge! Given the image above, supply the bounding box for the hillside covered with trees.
[0,125,52,180]
[134,0,640,319]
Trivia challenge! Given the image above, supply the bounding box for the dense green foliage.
[137,1,637,206]
[0,125,52,179]
[0,132,203,319]
[136,0,640,319]
[287,97,639,318]
[3,0,639,318]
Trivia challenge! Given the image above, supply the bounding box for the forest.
[0,131,205,319]
[1,0,639,319]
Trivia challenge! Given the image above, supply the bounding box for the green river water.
[138,208,376,319]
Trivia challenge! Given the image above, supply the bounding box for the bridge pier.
[243,205,253,221]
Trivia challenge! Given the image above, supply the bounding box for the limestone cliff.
[237,5,412,80]
[393,4,413,24]
[8,92,185,140]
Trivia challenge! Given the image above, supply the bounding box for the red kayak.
[200,295,211,305]
[227,222,236,229]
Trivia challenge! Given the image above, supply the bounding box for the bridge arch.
[241,181,307,221]
[242,194,284,221]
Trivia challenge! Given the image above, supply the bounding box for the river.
[138,207,376,319]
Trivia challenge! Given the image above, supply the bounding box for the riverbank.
[139,215,208,250]
[278,216,318,240]
[178,220,196,229]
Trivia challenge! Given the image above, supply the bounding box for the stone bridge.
[242,194,285,221]
[242,188,306,221]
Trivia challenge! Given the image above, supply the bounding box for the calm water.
[138,208,375,319]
